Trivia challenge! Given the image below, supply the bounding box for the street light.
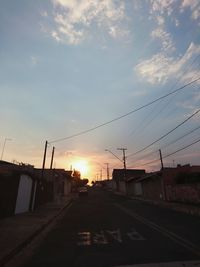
[1,138,12,160]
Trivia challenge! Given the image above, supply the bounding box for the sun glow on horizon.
[72,160,89,177]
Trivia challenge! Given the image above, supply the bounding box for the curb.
[130,197,200,217]
[113,191,200,217]
[0,199,72,267]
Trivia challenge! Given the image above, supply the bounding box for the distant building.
[0,161,72,219]
[0,161,36,218]
[123,164,200,204]
[112,168,145,194]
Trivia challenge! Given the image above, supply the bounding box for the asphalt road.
[23,188,200,267]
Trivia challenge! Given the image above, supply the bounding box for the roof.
[0,162,35,179]
[33,168,72,181]
[112,168,146,181]
[135,171,161,182]
[0,161,72,181]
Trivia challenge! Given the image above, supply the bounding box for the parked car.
[78,186,88,196]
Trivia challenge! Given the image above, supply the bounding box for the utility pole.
[117,148,127,180]
[117,148,127,170]
[50,146,55,169]
[100,169,102,180]
[42,140,48,178]
[159,149,164,170]
[105,163,110,180]
[159,149,166,201]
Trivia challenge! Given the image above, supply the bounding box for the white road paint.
[114,203,200,257]
[127,228,145,241]
[77,232,91,246]
[93,231,108,245]
[107,228,122,243]
[77,227,145,246]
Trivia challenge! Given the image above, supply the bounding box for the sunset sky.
[1,0,200,181]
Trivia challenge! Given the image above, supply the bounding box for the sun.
[72,160,89,176]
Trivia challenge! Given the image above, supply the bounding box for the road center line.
[114,203,200,257]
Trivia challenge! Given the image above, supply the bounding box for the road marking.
[107,228,122,243]
[77,227,144,246]
[77,232,91,246]
[114,203,200,257]
[93,230,108,245]
[127,228,145,241]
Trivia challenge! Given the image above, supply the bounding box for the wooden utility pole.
[117,148,127,170]
[105,163,110,180]
[42,140,48,178]
[117,148,127,180]
[50,146,55,169]
[100,169,102,180]
[159,149,164,170]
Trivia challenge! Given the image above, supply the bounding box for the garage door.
[15,174,33,214]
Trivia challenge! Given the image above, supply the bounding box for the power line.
[128,124,200,166]
[127,53,200,140]
[130,137,200,168]
[49,77,200,144]
[160,124,200,150]
[127,150,158,166]
[131,157,160,168]
[164,138,200,159]
[127,108,200,158]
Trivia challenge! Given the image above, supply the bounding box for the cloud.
[135,53,174,84]
[134,42,200,84]
[149,0,200,29]
[50,0,128,45]
[150,0,176,16]
[156,15,165,26]
[181,0,200,20]
[151,27,175,53]
[147,2,177,55]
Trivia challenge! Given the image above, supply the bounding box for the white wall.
[15,174,33,214]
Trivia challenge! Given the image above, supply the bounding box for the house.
[32,168,72,208]
[163,164,200,204]
[132,172,164,200]
[126,164,200,204]
[112,168,145,195]
[0,161,37,218]
[0,161,73,219]
[52,169,72,201]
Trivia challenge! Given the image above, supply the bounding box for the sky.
[0,0,200,182]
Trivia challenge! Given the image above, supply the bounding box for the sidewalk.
[114,191,200,217]
[130,196,200,217]
[0,195,73,267]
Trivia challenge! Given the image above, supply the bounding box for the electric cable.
[127,53,200,139]
[128,124,200,166]
[49,77,200,144]
[130,137,200,168]
[127,108,200,158]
